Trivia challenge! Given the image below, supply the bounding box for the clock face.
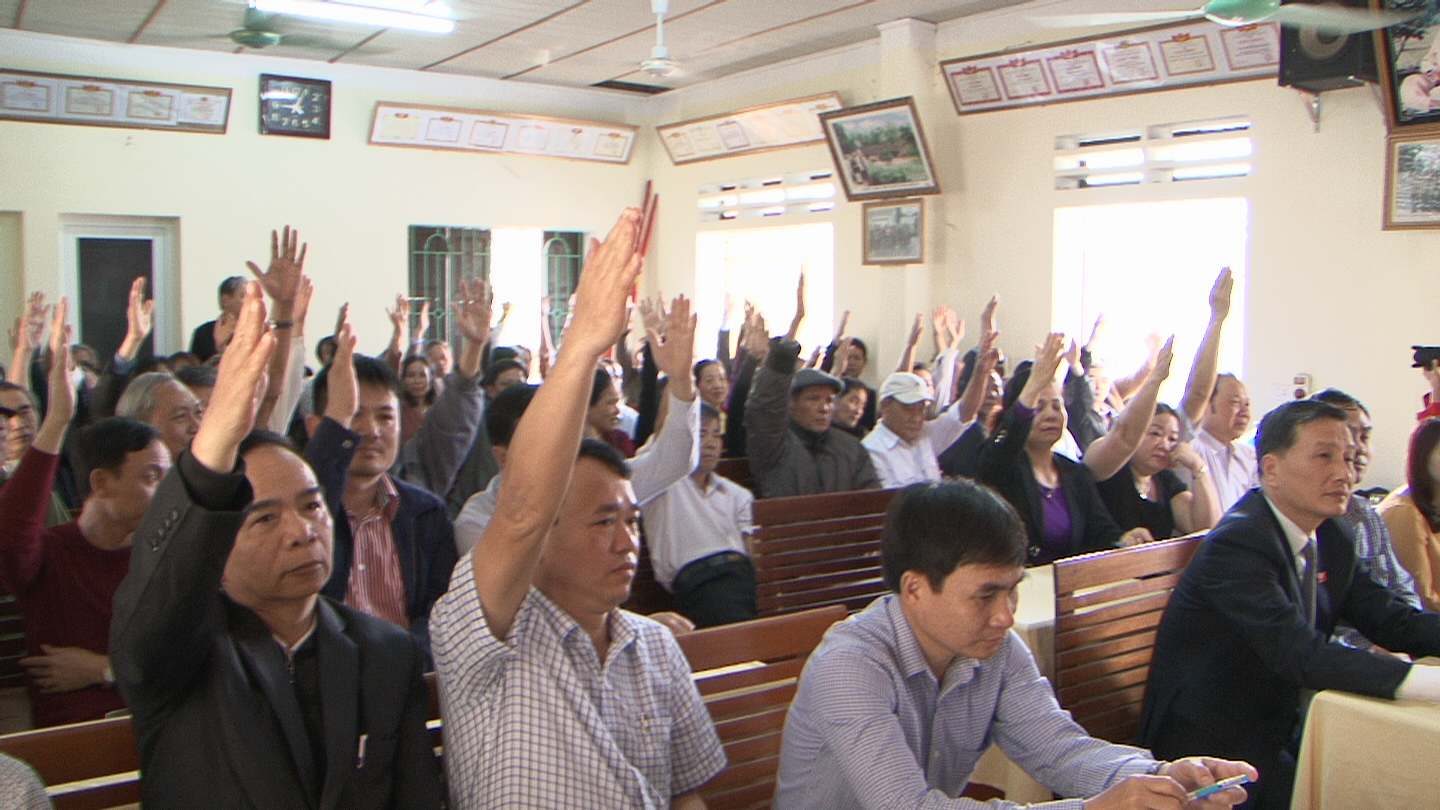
[259,75,330,138]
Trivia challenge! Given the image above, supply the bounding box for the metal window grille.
[542,231,584,342]
[408,226,491,348]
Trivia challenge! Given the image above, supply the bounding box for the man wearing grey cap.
[863,372,975,489]
[745,335,880,498]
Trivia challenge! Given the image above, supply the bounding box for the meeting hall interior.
[2,1,1440,809]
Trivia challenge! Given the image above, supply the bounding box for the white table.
[968,565,1057,803]
[1291,683,1440,810]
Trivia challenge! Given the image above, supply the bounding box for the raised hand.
[786,273,806,341]
[33,300,74,456]
[647,294,697,401]
[190,282,275,474]
[1151,336,1175,382]
[1084,313,1107,353]
[21,291,49,353]
[743,312,771,364]
[1018,332,1066,409]
[333,301,350,337]
[980,294,1000,336]
[415,299,432,342]
[563,208,642,359]
[453,278,494,346]
[118,277,155,361]
[1209,266,1233,322]
[324,320,360,428]
[907,312,924,347]
[293,275,314,336]
[637,295,663,339]
[834,309,850,341]
[386,294,411,333]
[245,226,307,304]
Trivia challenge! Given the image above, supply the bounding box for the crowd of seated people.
[1,210,1439,810]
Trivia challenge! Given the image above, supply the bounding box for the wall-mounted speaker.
[1278,0,1379,92]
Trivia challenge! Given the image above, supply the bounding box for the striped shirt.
[775,595,1160,810]
[431,561,726,809]
[343,475,409,629]
[1335,494,1423,649]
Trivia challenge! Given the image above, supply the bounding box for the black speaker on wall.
[1279,0,1379,92]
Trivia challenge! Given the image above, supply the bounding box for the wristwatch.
[101,664,115,688]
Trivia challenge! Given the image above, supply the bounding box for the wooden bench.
[1052,535,1203,745]
[715,457,754,491]
[677,605,844,810]
[751,488,899,617]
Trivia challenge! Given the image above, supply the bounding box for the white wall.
[3,5,1438,488]
[0,28,647,357]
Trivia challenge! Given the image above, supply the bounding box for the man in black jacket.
[111,284,441,810]
[1140,399,1440,810]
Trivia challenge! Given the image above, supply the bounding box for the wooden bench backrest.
[715,457,754,491]
[0,591,26,689]
[1052,535,1202,744]
[750,488,899,617]
[0,716,140,810]
[676,605,844,810]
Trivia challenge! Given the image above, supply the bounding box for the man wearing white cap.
[863,372,975,489]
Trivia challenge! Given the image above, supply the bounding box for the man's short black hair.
[482,358,526,388]
[881,479,1027,593]
[0,380,35,409]
[699,402,722,425]
[1208,373,1241,409]
[578,437,631,480]
[174,364,217,390]
[848,337,868,358]
[218,276,247,300]
[1311,388,1368,417]
[239,429,300,458]
[1255,399,1349,474]
[312,354,401,416]
[315,335,337,365]
[486,383,539,448]
[590,366,615,407]
[71,417,162,499]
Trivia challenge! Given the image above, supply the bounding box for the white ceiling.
[0,0,1035,92]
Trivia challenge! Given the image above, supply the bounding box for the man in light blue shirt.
[775,479,1256,810]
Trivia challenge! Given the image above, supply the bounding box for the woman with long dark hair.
[1377,417,1440,611]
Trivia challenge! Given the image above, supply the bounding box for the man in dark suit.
[1140,399,1440,810]
[188,275,246,362]
[110,284,442,810]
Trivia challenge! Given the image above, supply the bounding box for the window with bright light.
[1054,117,1254,189]
[695,223,835,359]
[1052,198,1249,404]
[408,225,550,354]
[697,170,836,221]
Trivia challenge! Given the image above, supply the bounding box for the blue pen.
[1187,774,1252,802]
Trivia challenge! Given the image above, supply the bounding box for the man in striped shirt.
[775,480,1256,810]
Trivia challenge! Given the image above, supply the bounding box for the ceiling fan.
[1032,0,1418,35]
[217,3,351,50]
[640,0,681,78]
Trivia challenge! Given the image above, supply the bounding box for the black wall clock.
[259,74,331,139]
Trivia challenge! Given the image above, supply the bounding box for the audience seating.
[0,715,140,810]
[676,605,844,810]
[715,457,754,491]
[751,488,899,617]
[1052,535,1203,745]
[0,591,25,688]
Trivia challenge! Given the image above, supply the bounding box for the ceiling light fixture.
[253,0,455,34]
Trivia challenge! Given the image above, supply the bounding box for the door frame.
[59,215,181,355]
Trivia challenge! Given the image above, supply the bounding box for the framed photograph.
[1385,131,1440,228]
[1376,1,1440,130]
[820,97,941,201]
[862,198,925,265]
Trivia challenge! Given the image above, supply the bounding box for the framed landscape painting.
[820,97,941,201]
[862,198,925,265]
[1385,131,1440,228]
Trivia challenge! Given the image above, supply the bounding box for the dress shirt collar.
[866,421,908,451]
[1195,428,1230,453]
[882,594,981,692]
[347,472,400,521]
[1263,492,1314,558]
[531,587,639,670]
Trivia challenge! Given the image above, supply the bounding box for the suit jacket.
[110,452,442,810]
[306,417,457,651]
[1139,489,1440,807]
[976,405,1122,564]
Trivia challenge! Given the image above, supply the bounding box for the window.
[697,169,836,221]
[409,226,580,355]
[1054,117,1254,189]
[1052,198,1248,403]
[408,226,490,348]
[694,222,835,359]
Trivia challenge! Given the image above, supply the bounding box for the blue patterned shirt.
[775,595,1160,810]
[431,562,725,809]
[1335,494,1424,649]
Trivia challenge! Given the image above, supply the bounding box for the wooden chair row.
[0,607,852,810]
[1052,535,1203,745]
